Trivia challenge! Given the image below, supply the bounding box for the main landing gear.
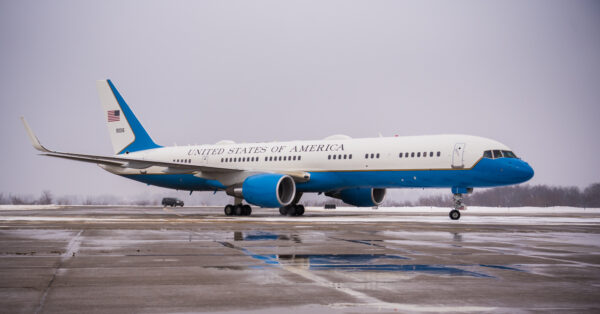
[224,204,252,216]
[279,204,305,216]
[449,193,465,220]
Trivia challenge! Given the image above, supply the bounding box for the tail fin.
[96,80,161,155]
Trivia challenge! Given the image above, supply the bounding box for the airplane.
[21,79,534,220]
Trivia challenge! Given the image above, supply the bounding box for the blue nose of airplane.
[513,160,534,183]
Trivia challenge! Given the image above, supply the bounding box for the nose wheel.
[449,209,461,220]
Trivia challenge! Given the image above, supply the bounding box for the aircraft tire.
[296,205,305,216]
[287,206,297,216]
[242,205,252,216]
[224,205,234,216]
[449,209,461,220]
[279,207,287,216]
[234,205,243,216]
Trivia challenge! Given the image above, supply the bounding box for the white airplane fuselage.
[102,134,533,193]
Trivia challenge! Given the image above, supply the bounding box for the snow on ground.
[0,205,63,210]
[0,205,598,213]
[308,206,599,214]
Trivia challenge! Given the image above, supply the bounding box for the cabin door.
[452,143,466,168]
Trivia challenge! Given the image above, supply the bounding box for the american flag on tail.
[107,110,120,122]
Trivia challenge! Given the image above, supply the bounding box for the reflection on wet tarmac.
[223,231,526,278]
[234,231,302,243]
[277,254,492,277]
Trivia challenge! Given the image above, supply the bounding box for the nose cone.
[514,160,534,183]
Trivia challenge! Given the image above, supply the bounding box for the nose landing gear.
[449,193,465,220]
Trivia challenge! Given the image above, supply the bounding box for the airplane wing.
[20,117,310,182]
[21,117,238,173]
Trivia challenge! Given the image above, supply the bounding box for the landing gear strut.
[224,204,252,216]
[279,204,305,216]
[449,193,465,220]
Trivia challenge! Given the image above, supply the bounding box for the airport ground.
[0,205,599,313]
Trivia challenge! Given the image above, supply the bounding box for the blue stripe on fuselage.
[297,158,533,192]
[121,158,533,192]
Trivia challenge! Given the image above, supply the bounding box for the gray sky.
[1,0,599,200]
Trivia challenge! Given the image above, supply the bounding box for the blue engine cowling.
[242,174,296,208]
[327,188,386,207]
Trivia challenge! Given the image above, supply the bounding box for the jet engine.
[232,174,296,208]
[326,187,386,207]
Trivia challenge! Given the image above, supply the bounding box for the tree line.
[405,183,600,208]
[0,183,598,207]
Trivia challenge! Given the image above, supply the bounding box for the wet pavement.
[1,206,599,313]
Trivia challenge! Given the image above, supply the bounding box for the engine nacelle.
[327,188,386,207]
[242,174,296,208]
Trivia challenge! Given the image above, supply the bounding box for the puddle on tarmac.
[220,232,525,278]
[234,231,302,243]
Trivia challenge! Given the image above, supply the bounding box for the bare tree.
[584,183,600,207]
[38,190,53,205]
[56,196,72,205]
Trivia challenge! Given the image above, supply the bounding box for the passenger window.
[328,155,331,160]
[411,152,415,157]
[298,156,301,161]
[492,150,502,158]
[338,154,342,159]
[365,153,368,159]
[376,153,380,158]
[349,154,352,159]
[370,153,374,158]
[417,152,421,157]
[437,151,441,157]
[399,153,403,158]
[333,155,336,160]
[344,154,347,159]
[430,152,433,157]
[483,150,492,158]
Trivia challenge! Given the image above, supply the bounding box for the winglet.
[20,117,50,152]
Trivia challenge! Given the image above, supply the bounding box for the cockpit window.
[484,149,518,159]
[502,150,517,158]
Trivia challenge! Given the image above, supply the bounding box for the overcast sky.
[1,1,599,200]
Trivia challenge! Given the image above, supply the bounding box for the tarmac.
[0,205,599,313]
